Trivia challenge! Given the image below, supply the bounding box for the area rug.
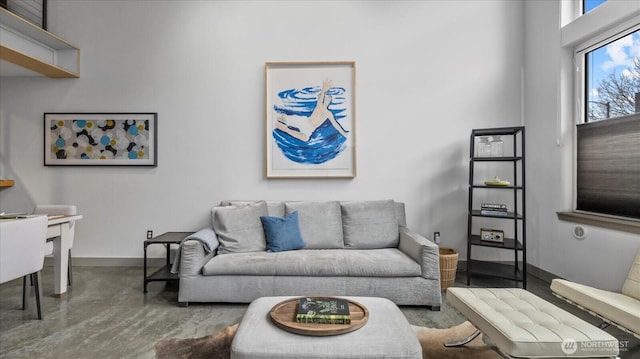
[155,321,501,359]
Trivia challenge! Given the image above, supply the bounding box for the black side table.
[143,231,193,293]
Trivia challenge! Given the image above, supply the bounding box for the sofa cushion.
[341,200,399,249]
[260,211,306,252]
[285,201,344,249]
[221,200,285,217]
[622,249,640,300]
[212,201,268,254]
[202,249,421,277]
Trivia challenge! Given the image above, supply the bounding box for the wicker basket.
[438,247,459,291]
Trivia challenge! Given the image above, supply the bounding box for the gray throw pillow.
[212,201,268,254]
[341,200,399,249]
[285,201,343,249]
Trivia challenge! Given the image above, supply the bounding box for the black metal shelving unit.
[467,126,526,288]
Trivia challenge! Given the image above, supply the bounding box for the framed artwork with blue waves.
[265,62,356,178]
[44,113,157,166]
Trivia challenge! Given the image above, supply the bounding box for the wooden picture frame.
[265,61,356,178]
[44,113,157,166]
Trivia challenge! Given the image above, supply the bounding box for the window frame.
[556,0,640,233]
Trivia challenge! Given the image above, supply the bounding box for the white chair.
[0,215,48,319]
[551,249,640,339]
[33,205,77,286]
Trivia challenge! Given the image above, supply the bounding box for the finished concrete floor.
[1,266,637,358]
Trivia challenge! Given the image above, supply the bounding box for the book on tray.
[296,297,351,324]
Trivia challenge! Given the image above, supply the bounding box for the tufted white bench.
[447,287,619,358]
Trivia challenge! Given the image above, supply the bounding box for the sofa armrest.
[398,227,440,280]
[179,240,216,277]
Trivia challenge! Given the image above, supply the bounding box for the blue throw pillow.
[260,211,305,252]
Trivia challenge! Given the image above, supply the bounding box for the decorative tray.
[269,297,369,336]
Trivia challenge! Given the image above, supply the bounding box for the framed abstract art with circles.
[44,113,157,166]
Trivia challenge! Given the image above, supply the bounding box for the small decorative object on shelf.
[484,176,510,186]
[480,228,505,243]
[297,297,351,324]
[468,126,526,289]
[476,136,492,157]
[490,135,504,156]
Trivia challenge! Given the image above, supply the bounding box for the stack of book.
[480,203,508,216]
[296,297,351,324]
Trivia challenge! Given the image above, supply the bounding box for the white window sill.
[556,211,640,235]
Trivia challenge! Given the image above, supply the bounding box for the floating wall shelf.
[0,7,79,78]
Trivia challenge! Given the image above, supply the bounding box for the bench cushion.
[551,278,640,336]
[447,287,619,358]
[203,248,421,277]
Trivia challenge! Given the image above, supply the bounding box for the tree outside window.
[586,30,640,122]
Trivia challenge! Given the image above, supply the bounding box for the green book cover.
[296,297,351,323]
[295,316,351,324]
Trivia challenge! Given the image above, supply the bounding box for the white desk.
[47,214,82,296]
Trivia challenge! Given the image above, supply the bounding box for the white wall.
[1,1,526,261]
[523,1,640,291]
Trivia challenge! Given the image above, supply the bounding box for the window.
[583,0,606,14]
[585,30,640,122]
[571,3,640,226]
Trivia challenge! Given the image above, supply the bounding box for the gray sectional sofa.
[177,199,442,309]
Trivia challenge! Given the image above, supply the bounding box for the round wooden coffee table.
[269,296,369,336]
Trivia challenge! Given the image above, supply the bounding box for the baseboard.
[526,263,562,283]
[44,257,166,267]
